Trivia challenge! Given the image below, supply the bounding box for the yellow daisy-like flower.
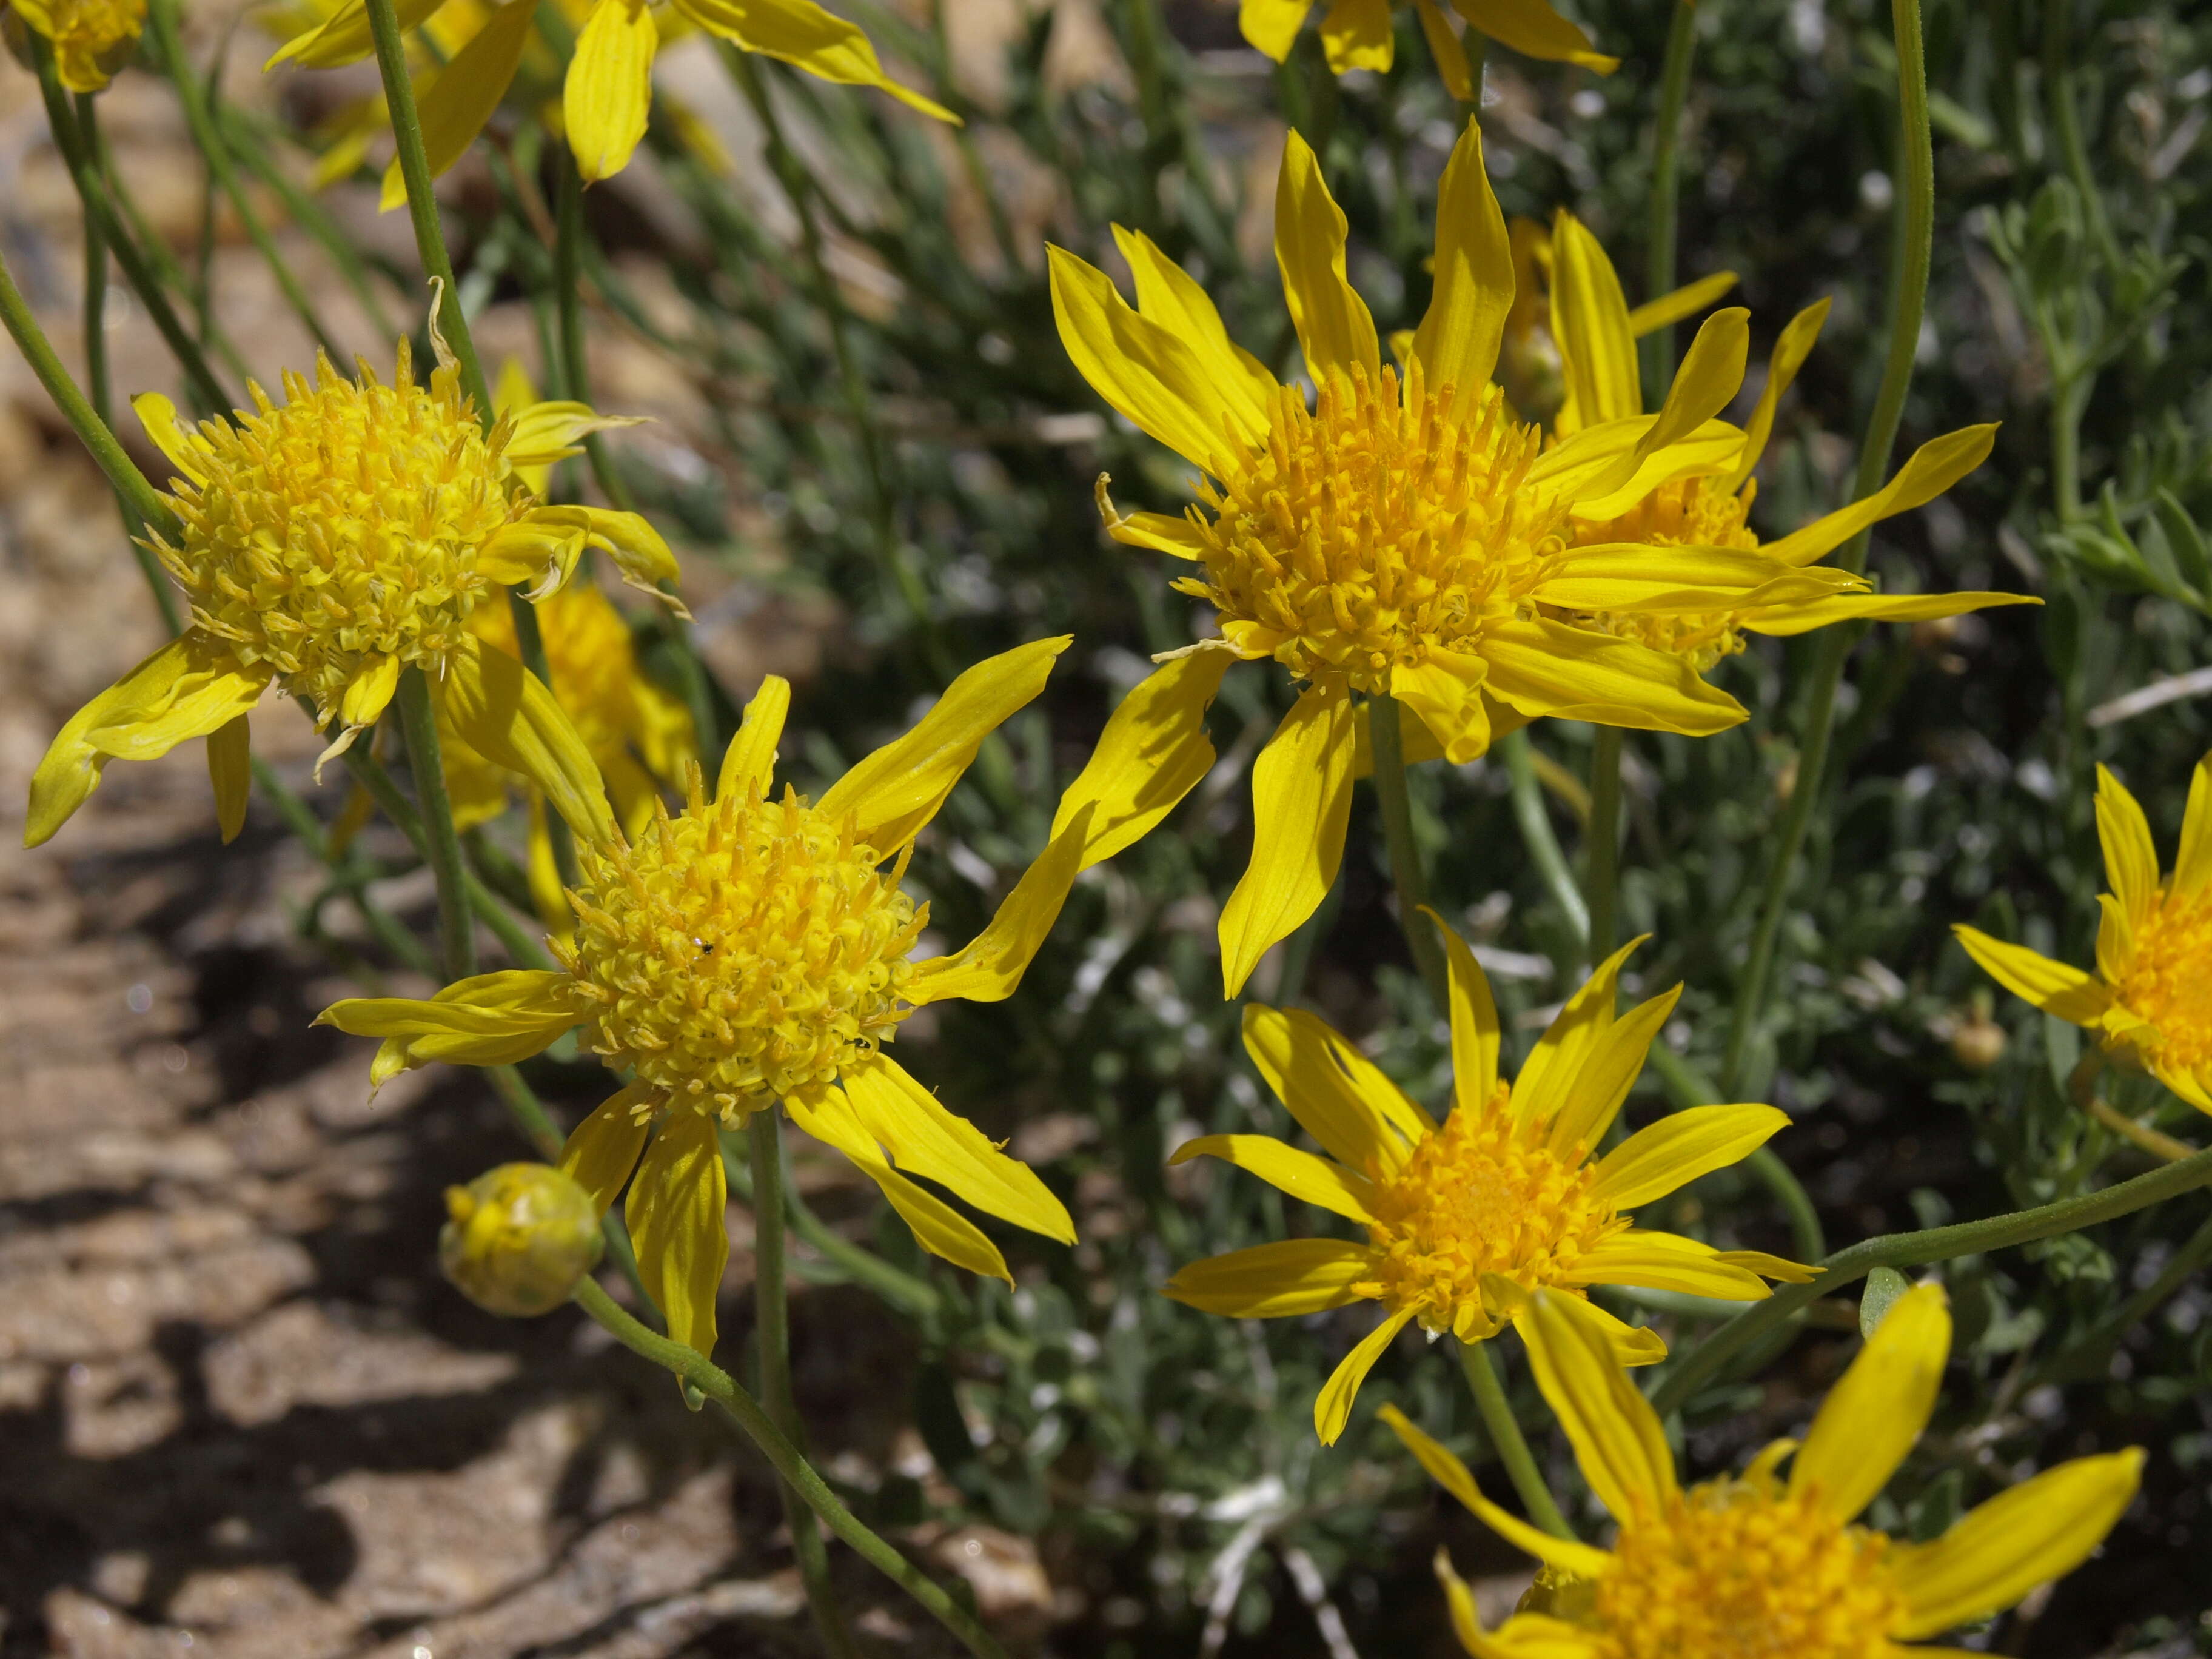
[320,643,1091,1359]
[1162,914,1810,1443]
[1958,759,2212,1114]
[266,0,953,190]
[1543,212,2037,672]
[1048,121,1868,993]
[1386,1286,2143,1657]
[1239,0,1617,102]
[5,0,145,92]
[23,326,681,851]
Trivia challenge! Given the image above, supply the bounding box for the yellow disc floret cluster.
[152,344,526,723]
[1591,1478,1903,1659]
[1184,360,1566,689]
[558,779,925,1118]
[1358,1084,1623,1332]
[1570,476,1763,671]
[2111,884,2212,1077]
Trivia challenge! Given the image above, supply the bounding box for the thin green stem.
[1370,694,1447,1010]
[1644,1041,1826,1262]
[782,1176,941,1319]
[1500,731,1591,948]
[572,1277,1013,1659]
[2043,0,2120,274]
[1649,1142,2212,1417]
[1640,0,1700,389]
[1583,728,1624,966]
[76,96,110,429]
[218,107,402,338]
[1721,0,1932,1096]
[748,1114,860,1659]
[1456,1341,1576,1540]
[393,668,478,980]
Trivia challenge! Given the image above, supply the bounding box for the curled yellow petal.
[1313,1306,1413,1444]
[1760,425,1999,567]
[132,392,210,486]
[1051,646,1234,870]
[1218,680,1357,997]
[524,506,686,608]
[208,716,252,845]
[1379,1403,1618,1581]
[266,0,447,69]
[318,970,583,1086]
[1626,270,1740,340]
[905,807,1090,1007]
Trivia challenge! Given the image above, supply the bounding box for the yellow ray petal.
[1587,1104,1791,1209]
[1889,1449,2145,1639]
[1789,1281,1949,1522]
[1239,0,1313,60]
[1410,119,1513,417]
[1242,1004,1411,1176]
[817,635,1070,853]
[1318,0,1392,71]
[1759,425,1999,566]
[1529,543,1863,614]
[1626,270,1740,340]
[27,634,270,848]
[717,674,790,802]
[1541,985,1680,1156]
[1111,227,1279,429]
[1451,0,1617,72]
[436,636,617,847]
[1726,297,1829,490]
[209,716,252,845]
[1168,1133,1376,1224]
[674,0,957,121]
[1048,246,1261,469]
[1381,1404,1618,1580]
[1392,649,1494,762]
[1219,680,1358,996]
[1426,908,1500,1111]
[318,970,583,1086]
[565,0,659,183]
[1275,131,1381,391]
[1161,1236,1378,1317]
[380,0,534,210]
[1520,1291,1677,1520]
[1315,1305,1413,1444]
[1050,646,1235,869]
[1567,1295,1668,1366]
[132,392,210,486]
[266,0,447,69]
[1549,211,1639,431]
[1738,589,2039,637]
[785,1084,1011,1281]
[1480,618,1748,736]
[341,652,402,729]
[2094,763,2160,920]
[522,506,685,605]
[1566,1230,1778,1301]
[905,807,1090,1006]
[2177,754,2212,894]
[1951,925,2113,1027]
[625,1110,727,1358]
[1412,0,1476,104]
[1512,936,1640,1131]
[501,400,648,472]
[559,1081,657,1215]
[842,1053,1075,1242]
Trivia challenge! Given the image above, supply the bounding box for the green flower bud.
[440,1163,604,1317]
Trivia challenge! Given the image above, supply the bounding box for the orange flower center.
[2111,884,2212,1074]
[1567,476,1762,671]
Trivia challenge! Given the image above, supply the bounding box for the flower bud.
[1950,1010,2008,1071]
[440,1163,604,1317]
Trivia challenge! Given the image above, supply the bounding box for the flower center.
[155,349,521,722]
[1181,361,1569,689]
[1566,476,1761,671]
[558,782,924,1117]
[1592,1481,1903,1659]
[1358,1087,1623,1334]
[2112,885,2212,1073]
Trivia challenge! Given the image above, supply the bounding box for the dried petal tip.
[440,1163,605,1317]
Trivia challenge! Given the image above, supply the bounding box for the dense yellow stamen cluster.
[1359,1086,1623,1332]
[1570,476,1762,671]
[2111,886,2212,1073]
[153,347,525,722]
[558,779,925,1118]
[1592,1479,1902,1659]
[1182,361,1567,689]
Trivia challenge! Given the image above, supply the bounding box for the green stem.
[1640,0,1700,389]
[77,96,110,429]
[1500,731,1591,948]
[1583,729,1624,966]
[393,668,478,980]
[554,152,634,514]
[218,107,402,339]
[1644,1042,1826,1262]
[748,1114,860,1659]
[1456,1341,1576,1540]
[572,1277,1012,1659]
[1649,1142,2212,1417]
[2043,0,2120,274]
[144,0,346,360]
[1370,694,1448,1010]
[779,1170,940,1319]
[1721,0,1933,1096]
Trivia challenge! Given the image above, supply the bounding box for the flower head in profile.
[1049,121,1863,993]
[1239,0,1616,101]
[25,324,680,851]
[266,0,953,191]
[1542,211,2036,673]
[1958,759,2212,1114]
[1387,1285,2143,1657]
[320,643,1091,1359]
[1162,916,1809,1443]
[4,0,144,91]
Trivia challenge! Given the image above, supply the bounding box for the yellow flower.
[6,0,144,92]
[1387,1286,2144,1657]
[1162,916,1810,1443]
[440,1161,606,1316]
[1543,211,2037,672]
[318,644,1091,1359]
[1239,0,1616,102]
[1958,759,2212,1114]
[267,0,954,190]
[24,327,682,851]
[1048,121,1866,993]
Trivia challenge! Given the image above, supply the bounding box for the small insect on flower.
[440,1162,606,1316]
[2,0,146,92]
[319,645,1091,1362]
[1957,757,2212,1116]
[22,315,681,851]
[1386,1286,2144,1658]
[1162,913,1809,1444]
[1048,121,1869,996]
[1541,212,2036,674]
[1238,0,1617,104]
